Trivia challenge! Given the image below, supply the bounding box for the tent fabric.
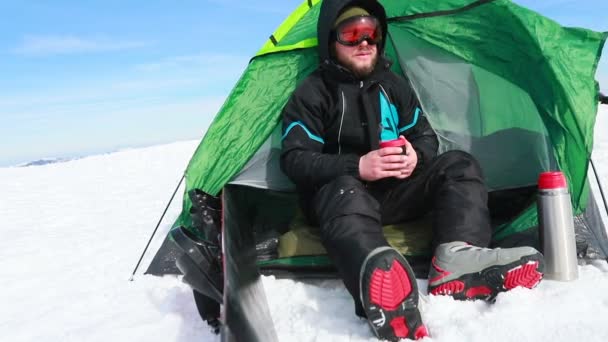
[173,0,607,241]
[228,125,294,191]
[257,0,321,56]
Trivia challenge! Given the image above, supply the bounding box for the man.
[280,1,544,340]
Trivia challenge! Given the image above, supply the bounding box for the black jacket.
[280,0,438,194]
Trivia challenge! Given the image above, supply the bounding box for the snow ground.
[1,106,607,342]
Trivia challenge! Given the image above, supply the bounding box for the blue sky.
[0,0,606,166]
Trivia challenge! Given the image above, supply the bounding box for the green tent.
[143,0,607,339]
[147,0,608,281]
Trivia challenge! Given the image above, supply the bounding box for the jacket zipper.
[338,90,346,154]
[378,84,392,103]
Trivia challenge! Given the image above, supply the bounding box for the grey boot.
[428,242,544,301]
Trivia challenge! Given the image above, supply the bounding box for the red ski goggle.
[335,16,383,46]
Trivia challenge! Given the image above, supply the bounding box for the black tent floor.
[259,256,432,279]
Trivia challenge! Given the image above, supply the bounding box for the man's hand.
[359,137,418,181]
[395,139,417,179]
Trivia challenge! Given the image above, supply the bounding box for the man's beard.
[339,52,378,79]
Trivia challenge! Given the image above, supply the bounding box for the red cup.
[380,136,408,154]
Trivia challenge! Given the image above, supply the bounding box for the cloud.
[0,51,248,120]
[12,35,150,56]
[0,67,233,124]
[204,0,290,14]
[134,53,248,72]
[0,96,224,167]
[133,53,249,87]
[515,0,579,11]
[0,77,189,109]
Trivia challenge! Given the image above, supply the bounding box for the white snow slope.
[1,105,608,342]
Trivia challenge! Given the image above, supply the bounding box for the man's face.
[332,16,381,78]
[334,40,378,78]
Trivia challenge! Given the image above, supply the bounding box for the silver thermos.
[537,171,578,281]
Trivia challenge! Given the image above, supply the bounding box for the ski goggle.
[334,16,382,46]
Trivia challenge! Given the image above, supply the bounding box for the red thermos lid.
[538,171,568,190]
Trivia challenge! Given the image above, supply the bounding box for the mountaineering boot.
[360,247,429,341]
[428,241,544,301]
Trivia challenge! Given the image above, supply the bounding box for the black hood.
[317,0,388,64]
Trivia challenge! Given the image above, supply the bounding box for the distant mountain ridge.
[19,157,77,167]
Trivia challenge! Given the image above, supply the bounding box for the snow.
[1,106,608,342]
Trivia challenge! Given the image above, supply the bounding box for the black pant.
[308,150,492,315]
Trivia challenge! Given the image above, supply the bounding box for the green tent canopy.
[148,0,608,276]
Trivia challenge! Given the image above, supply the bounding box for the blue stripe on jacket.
[399,107,420,132]
[379,91,421,139]
[282,121,325,144]
[379,92,400,141]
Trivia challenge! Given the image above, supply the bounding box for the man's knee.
[313,175,380,223]
[436,150,484,179]
[318,175,366,194]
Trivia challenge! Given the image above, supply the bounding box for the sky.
[0,0,606,167]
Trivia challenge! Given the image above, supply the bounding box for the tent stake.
[129,173,185,281]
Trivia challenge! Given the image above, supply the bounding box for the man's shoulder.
[297,68,325,87]
[378,69,416,97]
[291,68,330,97]
[380,69,409,87]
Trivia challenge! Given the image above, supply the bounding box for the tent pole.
[129,173,186,281]
[589,158,608,261]
[590,158,608,216]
